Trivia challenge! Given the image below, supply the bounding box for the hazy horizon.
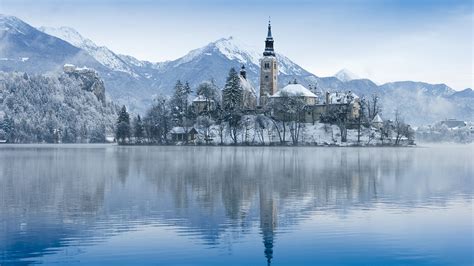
[1,0,472,90]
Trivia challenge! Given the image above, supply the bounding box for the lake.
[0,144,472,265]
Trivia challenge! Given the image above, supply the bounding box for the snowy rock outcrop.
[63,64,106,103]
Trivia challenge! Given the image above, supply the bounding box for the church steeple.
[259,18,278,106]
[263,19,275,56]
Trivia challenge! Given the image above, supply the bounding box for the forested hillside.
[0,72,118,143]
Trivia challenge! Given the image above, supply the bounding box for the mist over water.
[0,144,472,265]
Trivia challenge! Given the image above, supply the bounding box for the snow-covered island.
[114,22,414,147]
[114,77,414,147]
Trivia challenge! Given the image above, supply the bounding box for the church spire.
[263,19,275,56]
[267,18,273,39]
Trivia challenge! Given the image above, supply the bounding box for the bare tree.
[367,94,381,121]
[321,104,351,143]
[144,96,171,144]
[286,96,306,145]
[394,109,413,145]
[379,120,391,145]
[264,91,307,145]
[255,114,268,145]
[196,116,214,144]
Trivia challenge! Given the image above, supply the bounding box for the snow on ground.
[192,115,384,146]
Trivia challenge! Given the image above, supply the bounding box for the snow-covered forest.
[0,71,118,143]
[416,122,474,143]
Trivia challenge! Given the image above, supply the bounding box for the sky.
[0,0,472,90]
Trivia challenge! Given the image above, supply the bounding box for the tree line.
[116,67,414,146]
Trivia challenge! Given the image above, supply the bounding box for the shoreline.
[0,142,417,148]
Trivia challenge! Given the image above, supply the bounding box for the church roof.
[170,127,197,134]
[192,95,214,103]
[372,114,383,123]
[440,119,466,128]
[239,76,257,96]
[327,91,359,104]
[272,84,317,98]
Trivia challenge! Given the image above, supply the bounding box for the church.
[259,21,279,106]
[217,20,360,122]
[258,20,318,107]
[257,21,360,122]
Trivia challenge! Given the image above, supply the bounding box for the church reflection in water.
[260,185,277,265]
[0,145,471,265]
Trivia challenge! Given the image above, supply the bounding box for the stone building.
[192,95,215,115]
[259,20,278,106]
[304,91,361,123]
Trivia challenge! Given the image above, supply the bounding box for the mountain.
[334,69,360,82]
[0,15,102,73]
[39,26,141,77]
[450,88,474,99]
[0,15,472,125]
[147,36,318,95]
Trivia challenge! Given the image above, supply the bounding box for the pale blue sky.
[1,0,472,89]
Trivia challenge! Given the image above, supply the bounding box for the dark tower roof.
[240,65,247,79]
[263,19,275,57]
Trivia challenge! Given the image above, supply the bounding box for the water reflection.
[0,145,472,265]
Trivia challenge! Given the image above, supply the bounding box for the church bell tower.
[259,20,278,106]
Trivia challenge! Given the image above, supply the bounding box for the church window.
[264,63,270,69]
[265,75,269,80]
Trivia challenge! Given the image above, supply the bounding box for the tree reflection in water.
[0,145,472,265]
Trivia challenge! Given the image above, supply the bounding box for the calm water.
[0,144,472,265]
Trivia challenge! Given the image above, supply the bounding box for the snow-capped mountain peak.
[39,26,138,77]
[171,36,261,68]
[213,36,261,66]
[0,14,32,35]
[170,36,309,78]
[39,26,96,49]
[334,68,360,82]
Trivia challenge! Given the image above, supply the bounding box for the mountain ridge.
[0,15,471,124]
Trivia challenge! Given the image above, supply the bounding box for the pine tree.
[222,68,242,112]
[222,68,243,144]
[133,115,144,143]
[116,105,131,144]
[169,80,193,126]
[2,114,15,143]
[90,124,106,143]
